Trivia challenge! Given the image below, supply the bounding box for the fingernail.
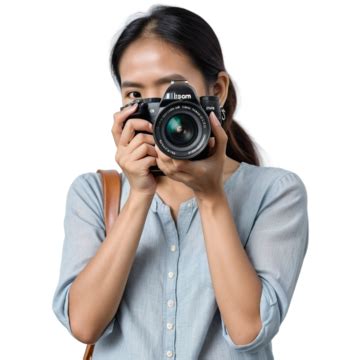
[124,103,137,111]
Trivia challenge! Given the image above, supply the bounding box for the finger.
[207,137,216,157]
[128,142,157,161]
[155,151,194,176]
[127,133,155,153]
[209,111,228,156]
[154,146,186,172]
[120,119,153,146]
[154,145,172,162]
[208,137,215,148]
[136,156,158,171]
[112,103,138,145]
[127,156,157,174]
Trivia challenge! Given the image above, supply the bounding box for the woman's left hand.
[154,111,228,200]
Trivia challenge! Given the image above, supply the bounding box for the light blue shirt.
[52,161,309,359]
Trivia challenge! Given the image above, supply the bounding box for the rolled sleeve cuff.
[63,285,116,341]
[221,279,281,352]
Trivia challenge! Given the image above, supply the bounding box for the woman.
[52,5,309,359]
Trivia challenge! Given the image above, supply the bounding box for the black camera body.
[121,81,225,176]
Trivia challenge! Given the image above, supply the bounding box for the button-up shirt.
[52,161,309,359]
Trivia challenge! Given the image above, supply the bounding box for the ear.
[211,71,230,107]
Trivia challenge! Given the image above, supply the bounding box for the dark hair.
[110,5,261,166]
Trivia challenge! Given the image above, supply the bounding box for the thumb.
[209,111,227,155]
[210,111,221,128]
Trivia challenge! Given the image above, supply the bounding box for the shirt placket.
[158,200,197,360]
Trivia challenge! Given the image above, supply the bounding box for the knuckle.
[127,119,136,130]
[145,144,153,153]
[113,111,123,123]
[200,166,207,175]
[136,132,146,142]
[127,121,136,131]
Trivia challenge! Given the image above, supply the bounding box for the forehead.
[118,37,204,85]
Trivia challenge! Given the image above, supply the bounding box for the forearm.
[69,190,153,343]
[197,192,262,345]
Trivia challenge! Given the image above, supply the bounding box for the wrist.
[195,190,227,209]
[129,190,155,205]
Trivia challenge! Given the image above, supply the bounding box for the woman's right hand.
[112,104,158,197]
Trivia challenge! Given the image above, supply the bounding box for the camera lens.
[154,103,211,160]
[165,114,197,147]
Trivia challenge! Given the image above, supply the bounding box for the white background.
[0,0,359,358]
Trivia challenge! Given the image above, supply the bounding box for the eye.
[126,91,142,99]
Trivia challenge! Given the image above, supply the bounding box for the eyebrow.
[121,74,187,89]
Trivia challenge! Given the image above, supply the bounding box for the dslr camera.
[120,81,225,176]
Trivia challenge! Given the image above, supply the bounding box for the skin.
[111,36,262,345]
[67,35,262,345]
[113,37,240,208]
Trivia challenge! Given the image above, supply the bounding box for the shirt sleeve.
[221,171,309,352]
[52,172,116,342]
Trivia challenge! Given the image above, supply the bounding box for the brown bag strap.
[83,169,122,360]
[97,169,122,231]
[83,344,94,360]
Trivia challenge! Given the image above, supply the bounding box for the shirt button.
[168,271,175,279]
[167,299,175,308]
[187,202,192,207]
[166,322,174,330]
[170,245,176,252]
[166,350,174,358]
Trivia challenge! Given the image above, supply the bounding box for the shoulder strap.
[96,169,122,233]
[83,169,122,360]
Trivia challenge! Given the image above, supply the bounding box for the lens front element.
[165,114,198,147]
[154,102,211,159]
